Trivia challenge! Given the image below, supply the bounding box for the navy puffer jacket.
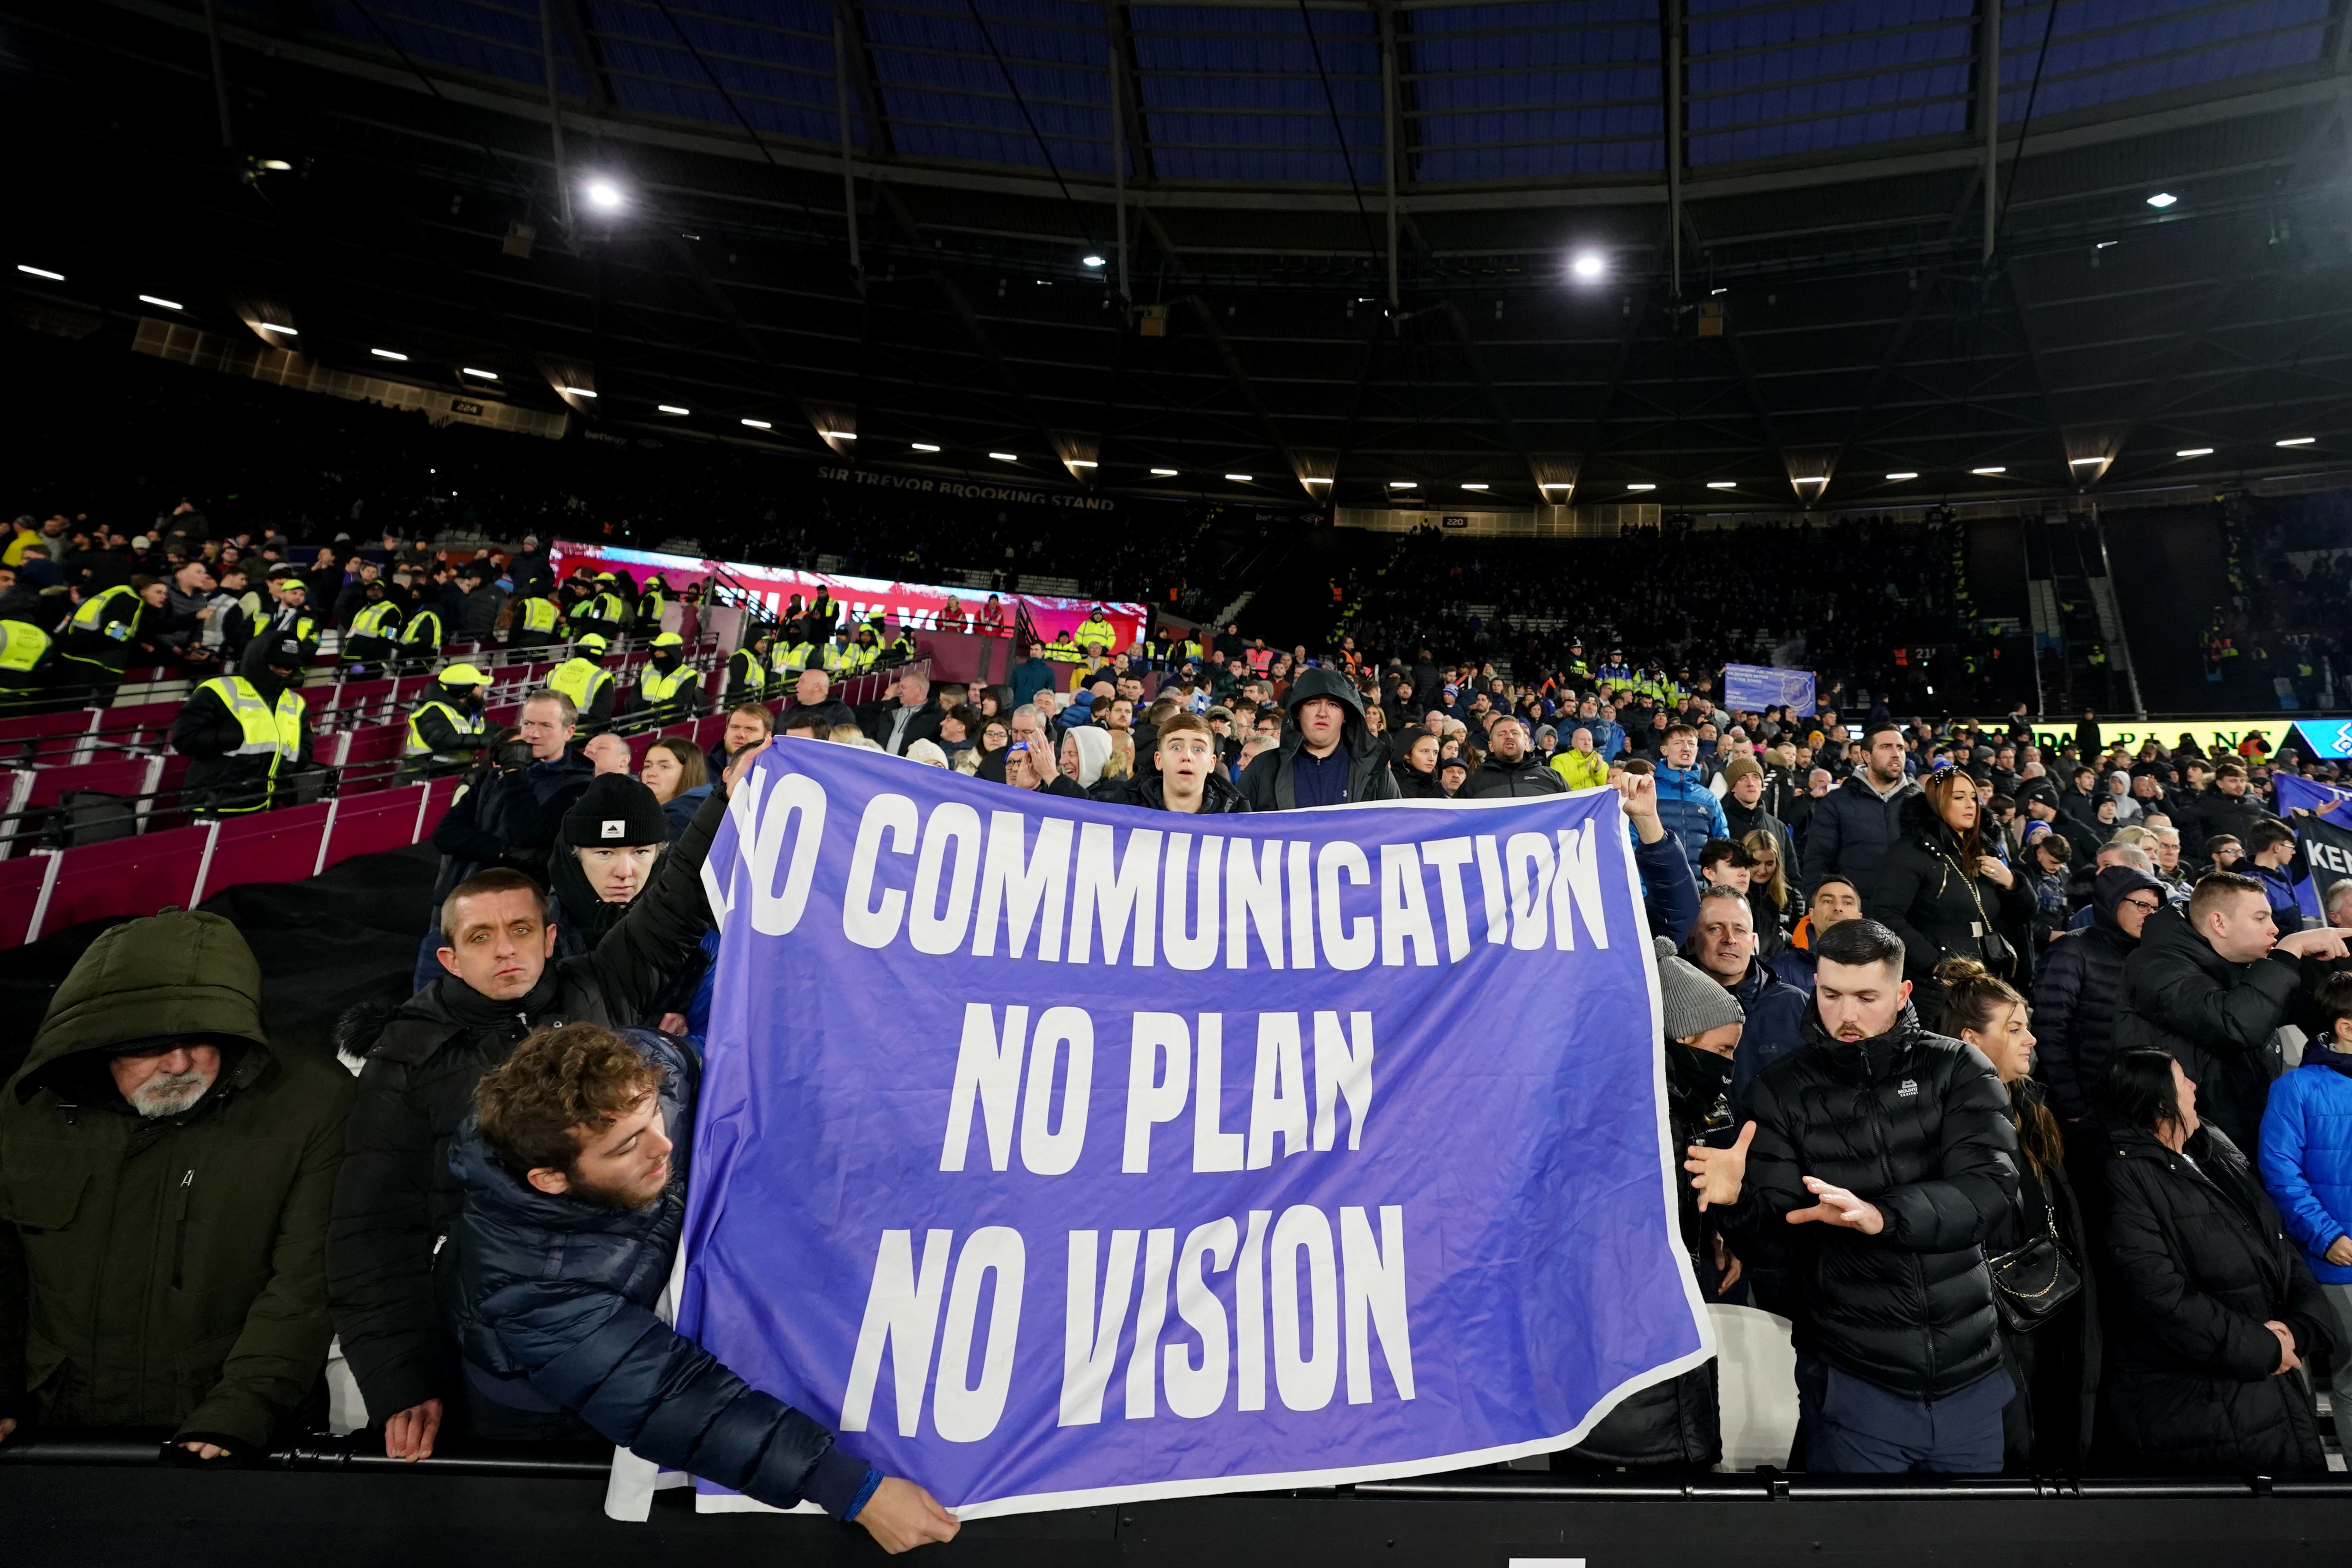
[441,1030,874,1517]
[2032,866,2162,1124]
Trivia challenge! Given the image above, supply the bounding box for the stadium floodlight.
[2068,457,2105,466]
[257,322,297,335]
[911,442,941,452]
[990,452,1018,462]
[1970,466,2006,476]
[658,404,690,415]
[261,159,293,171]
[2146,192,2178,209]
[1151,468,1179,477]
[2177,447,2213,458]
[1461,483,1489,491]
[1081,254,1106,268]
[1887,472,1919,481]
[1627,482,1656,492]
[1706,481,1737,490]
[1389,481,1417,489]
[585,178,626,211]
[561,386,597,398]
[1540,482,1570,490]
[1569,252,1606,283]
[822,430,855,440]
[139,294,183,311]
[17,264,64,281]
[462,367,499,380]
[1225,473,1254,483]
[371,348,409,361]
[741,418,773,430]
[1068,458,1097,468]
[2278,437,2316,447]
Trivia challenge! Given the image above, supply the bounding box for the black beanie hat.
[562,773,668,848]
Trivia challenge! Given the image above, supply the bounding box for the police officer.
[509,583,564,651]
[402,662,493,779]
[549,632,617,731]
[725,624,771,707]
[172,633,312,816]
[625,632,701,729]
[345,579,405,676]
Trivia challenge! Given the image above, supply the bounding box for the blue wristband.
[842,1466,883,1522]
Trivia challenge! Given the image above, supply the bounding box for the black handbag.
[1987,1197,2083,1334]
[1941,848,2018,982]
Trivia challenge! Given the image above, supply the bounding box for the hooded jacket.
[1092,768,1249,814]
[326,789,727,1423]
[2099,1124,2333,1474]
[2113,905,2307,1155]
[1716,1005,2019,1401]
[441,1031,875,1516]
[1650,761,1729,870]
[1237,669,1400,810]
[0,912,352,1450]
[1799,771,1922,902]
[2258,1047,2352,1285]
[2032,866,2163,1124]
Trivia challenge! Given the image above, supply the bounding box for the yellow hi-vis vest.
[821,641,853,674]
[519,596,561,634]
[639,663,695,706]
[0,620,51,673]
[349,601,402,639]
[404,698,485,759]
[728,650,766,697]
[196,676,304,810]
[549,657,612,714]
[402,609,442,646]
[71,584,140,640]
[774,641,815,676]
[1075,615,1116,651]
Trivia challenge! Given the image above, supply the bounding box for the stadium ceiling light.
[1569,252,1606,282]
[1706,481,1737,490]
[1301,476,1330,485]
[1460,483,1489,491]
[822,430,855,440]
[2068,456,2105,466]
[139,294,184,310]
[1067,458,1098,468]
[1887,472,1919,481]
[1081,254,1106,268]
[561,386,597,397]
[1389,480,1417,489]
[17,264,64,281]
[1626,482,1656,491]
[261,158,293,171]
[741,418,773,430]
[585,178,625,211]
[1225,473,1254,483]
[1970,466,2006,475]
[257,322,297,335]
[371,348,408,361]
[1710,287,1727,296]
[2278,436,2316,447]
[658,404,690,415]
[990,452,1019,462]
[1539,482,1570,490]
[2146,192,2178,208]
[911,441,941,452]
[1151,468,1179,477]
[462,367,499,379]
[2177,447,2213,457]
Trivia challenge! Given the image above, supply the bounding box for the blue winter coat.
[1652,763,1729,871]
[441,1030,877,1517]
[2258,1052,2352,1285]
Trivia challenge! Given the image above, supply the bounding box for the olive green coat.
[0,910,351,1450]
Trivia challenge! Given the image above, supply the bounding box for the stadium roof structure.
[10,0,2352,513]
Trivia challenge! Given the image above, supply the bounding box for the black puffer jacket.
[442,1030,873,1514]
[1564,1036,1730,1468]
[1796,772,1919,900]
[1091,769,1250,814]
[1867,792,2036,1020]
[2112,906,2306,1154]
[1718,1007,2019,1401]
[325,789,728,1423]
[2032,867,2162,1124]
[1461,750,1566,799]
[2098,1124,2333,1475]
[1237,668,1400,810]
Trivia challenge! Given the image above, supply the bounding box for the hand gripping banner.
[688,742,1710,1517]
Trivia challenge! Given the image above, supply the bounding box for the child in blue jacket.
[2258,971,2352,1424]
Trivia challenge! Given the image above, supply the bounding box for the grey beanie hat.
[1654,935,1743,1041]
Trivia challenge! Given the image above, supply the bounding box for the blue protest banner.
[1721,663,1816,716]
[683,742,1706,1518]
[2276,775,2352,923]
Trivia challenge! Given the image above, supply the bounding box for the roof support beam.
[838,0,894,159]
[1377,1,1400,309]
[1662,0,1682,298]
[1182,294,1309,492]
[1978,0,1999,262]
[831,6,863,284]
[549,0,611,115]
[1105,0,1154,183]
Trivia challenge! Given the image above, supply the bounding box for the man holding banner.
[659,735,1708,1516]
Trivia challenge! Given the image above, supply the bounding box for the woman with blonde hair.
[1741,828,1793,956]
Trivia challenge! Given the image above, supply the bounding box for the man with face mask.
[0,912,353,1462]
[622,632,703,730]
[329,741,769,1461]
[1686,918,2021,1473]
